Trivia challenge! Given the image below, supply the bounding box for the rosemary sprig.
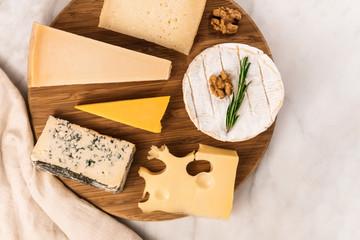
[226,56,251,133]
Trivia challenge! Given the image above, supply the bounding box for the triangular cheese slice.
[28,22,172,87]
[75,96,170,133]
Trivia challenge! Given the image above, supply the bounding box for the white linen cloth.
[0,68,141,240]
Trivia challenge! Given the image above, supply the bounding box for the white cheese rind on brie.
[258,54,285,120]
[31,116,136,193]
[183,43,285,142]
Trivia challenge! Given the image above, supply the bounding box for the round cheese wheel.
[182,43,284,142]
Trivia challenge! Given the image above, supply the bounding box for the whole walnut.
[211,7,242,34]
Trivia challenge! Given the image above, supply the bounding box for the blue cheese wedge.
[31,116,136,193]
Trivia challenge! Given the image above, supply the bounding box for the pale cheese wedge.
[28,22,172,87]
[183,43,284,142]
[98,0,206,55]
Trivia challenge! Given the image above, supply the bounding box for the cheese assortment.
[98,0,207,55]
[139,144,239,220]
[28,0,286,221]
[28,22,172,87]
[75,96,171,133]
[183,43,285,142]
[31,116,136,193]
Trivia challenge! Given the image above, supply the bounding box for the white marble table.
[1,0,360,239]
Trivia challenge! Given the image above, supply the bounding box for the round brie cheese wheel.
[183,43,284,142]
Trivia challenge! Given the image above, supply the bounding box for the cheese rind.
[75,96,170,133]
[31,116,136,193]
[98,0,207,55]
[28,22,172,87]
[138,144,239,220]
[183,43,285,142]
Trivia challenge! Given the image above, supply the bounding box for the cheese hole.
[155,189,170,200]
[186,160,211,176]
[196,172,214,190]
[139,192,150,203]
[142,159,166,173]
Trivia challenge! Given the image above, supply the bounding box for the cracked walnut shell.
[211,7,242,34]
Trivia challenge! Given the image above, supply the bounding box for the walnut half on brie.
[182,43,284,142]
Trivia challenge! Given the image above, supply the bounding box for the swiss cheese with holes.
[139,144,239,220]
[183,43,284,142]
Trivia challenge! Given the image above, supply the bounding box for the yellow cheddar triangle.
[75,96,170,133]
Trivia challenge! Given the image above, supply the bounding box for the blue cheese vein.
[31,116,136,192]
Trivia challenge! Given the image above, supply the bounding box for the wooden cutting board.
[28,0,275,221]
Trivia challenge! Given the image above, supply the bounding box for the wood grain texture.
[28,0,275,221]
